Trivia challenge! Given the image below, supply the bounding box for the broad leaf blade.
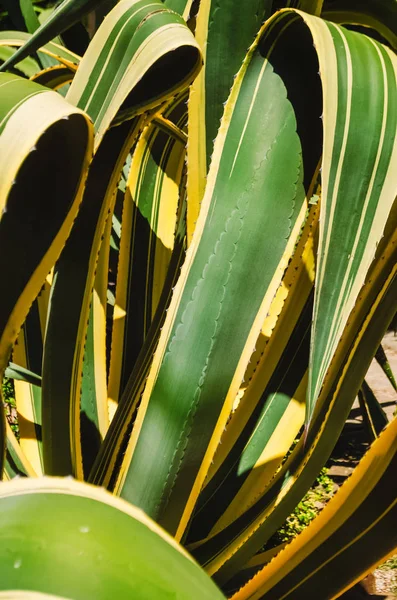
[0,73,93,474]
[307,17,397,424]
[187,0,272,242]
[66,0,202,146]
[187,9,397,580]
[195,225,397,584]
[0,477,225,599]
[189,206,319,540]
[112,12,314,539]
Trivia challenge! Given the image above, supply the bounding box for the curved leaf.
[0,477,225,599]
[322,0,397,50]
[41,0,201,478]
[0,73,93,474]
[111,9,315,539]
[187,8,397,581]
[0,31,81,71]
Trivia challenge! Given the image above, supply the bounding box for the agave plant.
[0,0,396,597]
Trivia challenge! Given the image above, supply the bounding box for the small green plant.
[380,556,397,571]
[378,555,397,595]
[270,468,335,545]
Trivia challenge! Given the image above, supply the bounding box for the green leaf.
[185,8,397,581]
[0,30,82,69]
[108,94,188,407]
[194,224,397,585]
[164,0,195,18]
[0,0,110,72]
[187,0,272,241]
[0,46,38,77]
[5,362,42,387]
[19,0,41,34]
[0,72,93,474]
[4,422,36,479]
[322,0,397,50]
[358,379,389,441]
[41,0,201,479]
[66,0,202,144]
[0,477,226,599]
[307,18,397,425]
[109,8,311,539]
[188,205,319,540]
